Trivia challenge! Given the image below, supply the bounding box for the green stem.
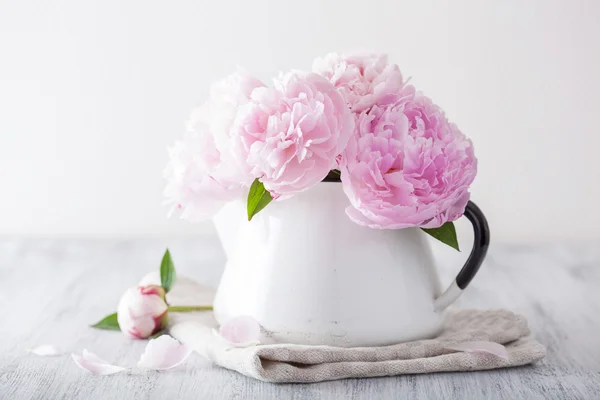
[167,305,213,312]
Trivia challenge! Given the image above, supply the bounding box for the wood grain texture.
[0,238,599,399]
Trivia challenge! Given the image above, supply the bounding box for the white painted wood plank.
[0,238,599,399]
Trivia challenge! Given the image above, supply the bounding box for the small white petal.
[71,349,127,375]
[137,335,192,370]
[446,341,509,361]
[26,345,61,356]
[218,315,261,344]
[212,329,260,348]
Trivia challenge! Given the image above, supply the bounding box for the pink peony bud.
[117,285,168,339]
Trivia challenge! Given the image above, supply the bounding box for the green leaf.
[247,178,273,221]
[90,312,120,330]
[160,249,176,293]
[421,222,460,251]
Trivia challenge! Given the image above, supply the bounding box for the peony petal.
[445,341,509,360]
[212,329,260,348]
[26,344,61,357]
[137,335,192,370]
[71,349,127,375]
[219,315,261,344]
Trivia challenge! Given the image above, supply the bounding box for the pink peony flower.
[231,71,354,196]
[117,285,169,339]
[164,70,265,221]
[312,53,405,113]
[341,88,477,229]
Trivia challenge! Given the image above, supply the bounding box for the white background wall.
[1,0,599,242]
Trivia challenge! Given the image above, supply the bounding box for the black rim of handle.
[455,201,490,289]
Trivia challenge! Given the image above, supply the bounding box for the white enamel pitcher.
[212,182,489,347]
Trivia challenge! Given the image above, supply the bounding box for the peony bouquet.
[164,53,477,249]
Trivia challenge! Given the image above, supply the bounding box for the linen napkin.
[143,273,546,383]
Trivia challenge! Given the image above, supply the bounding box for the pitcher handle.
[433,201,490,312]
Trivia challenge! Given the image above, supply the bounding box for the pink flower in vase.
[164,69,265,221]
[312,53,405,113]
[341,87,477,229]
[231,71,354,197]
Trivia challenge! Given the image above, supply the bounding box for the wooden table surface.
[1,237,599,399]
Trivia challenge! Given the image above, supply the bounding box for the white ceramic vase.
[212,182,489,347]
[212,199,245,259]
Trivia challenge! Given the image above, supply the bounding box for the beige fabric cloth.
[161,275,546,383]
